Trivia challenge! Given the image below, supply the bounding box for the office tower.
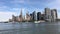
[12,15,17,22]
[37,12,41,21]
[26,11,29,21]
[45,8,52,22]
[30,13,32,16]
[41,14,45,20]
[15,16,20,22]
[19,9,22,17]
[45,8,58,22]
[51,9,57,21]
[26,11,29,19]
[32,11,37,21]
[30,13,33,20]
[19,9,23,22]
[9,19,12,22]
[26,11,31,21]
[23,15,25,21]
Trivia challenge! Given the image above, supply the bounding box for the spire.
[20,9,22,16]
[19,8,23,17]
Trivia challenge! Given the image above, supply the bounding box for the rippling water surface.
[0,22,60,34]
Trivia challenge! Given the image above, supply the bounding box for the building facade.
[41,14,45,20]
[51,9,57,21]
[45,8,57,22]
[32,11,37,21]
[25,11,31,21]
[9,8,58,22]
[12,15,17,22]
[37,12,41,21]
[45,8,52,22]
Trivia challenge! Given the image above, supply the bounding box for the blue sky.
[0,0,60,21]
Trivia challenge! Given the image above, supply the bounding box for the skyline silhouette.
[0,0,60,21]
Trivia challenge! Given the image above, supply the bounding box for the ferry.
[34,20,45,23]
[34,21,40,23]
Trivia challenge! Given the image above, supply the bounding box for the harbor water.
[0,22,60,34]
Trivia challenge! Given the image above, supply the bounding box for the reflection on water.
[0,22,60,34]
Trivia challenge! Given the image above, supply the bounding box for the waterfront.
[0,22,60,34]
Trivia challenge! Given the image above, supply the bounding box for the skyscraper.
[45,8,52,22]
[41,14,45,20]
[32,11,37,21]
[45,8,57,22]
[26,11,31,21]
[12,15,17,22]
[30,13,33,20]
[19,9,22,17]
[51,9,57,21]
[19,9,23,22]
[37,12,41,21]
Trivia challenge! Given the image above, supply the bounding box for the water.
[0,22,60,34]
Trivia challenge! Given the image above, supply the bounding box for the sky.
[0,0,60,21]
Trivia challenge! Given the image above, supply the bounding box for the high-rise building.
[32,11,37,21]
[45,8,52,22]
[51,9,57,21]
[30,13,33,20]
[45,8,57,22]
[37,12,41,21]
[41,14,45,20]
[19,9,22,17]
[25,11,31,21]
[19,9,23,22]
[12,15,17,22]
[9,19,12,22]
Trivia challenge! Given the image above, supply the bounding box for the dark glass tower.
[37,12,41,21]
[32,11,37,21]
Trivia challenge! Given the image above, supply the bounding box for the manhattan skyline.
[0,0,60,21]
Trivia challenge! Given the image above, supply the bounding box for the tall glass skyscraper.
[51,9,57,21]
[37,12,41,21]
[45,8,57,22]
[32,11,37,21]
[45,8,52,22]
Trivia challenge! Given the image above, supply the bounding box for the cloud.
[0,5,12,12]
[46,0,60,10]
[10,0,25,4]
[0,5,21,12]
[0,12,17,22]
[0,6,9,9]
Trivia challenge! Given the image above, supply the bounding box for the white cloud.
[0,6,9,9]
[10,0,25,4]
[0,12,17,22]
[47,0,60,10]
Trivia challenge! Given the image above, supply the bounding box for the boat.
[34,20,45,23]
[34,21,40,23]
